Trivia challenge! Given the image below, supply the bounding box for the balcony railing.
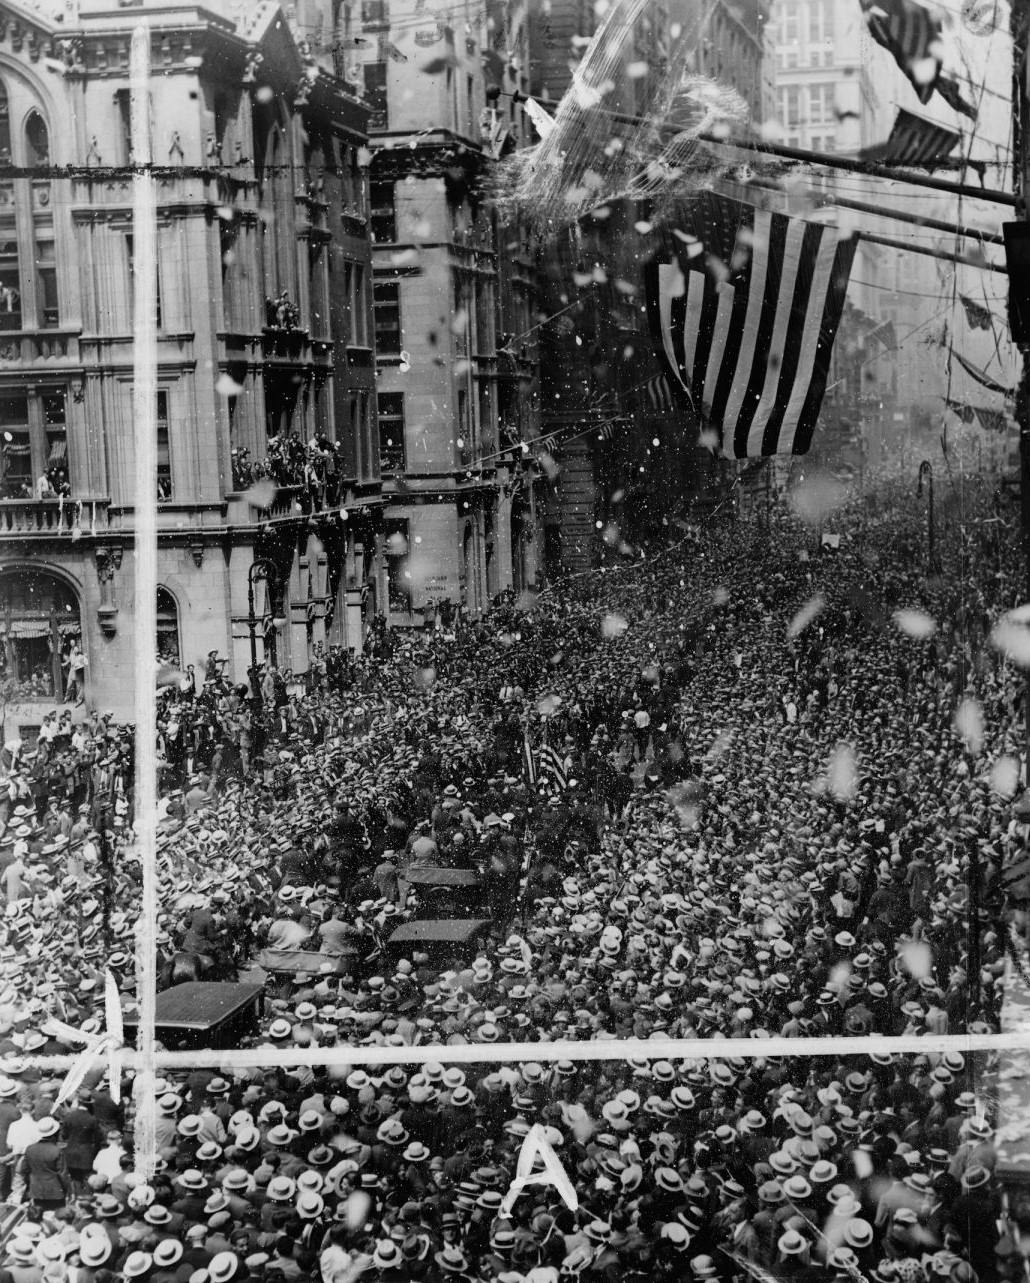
[0,496,108,535]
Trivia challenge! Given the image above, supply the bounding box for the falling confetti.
[601,613,629,639]
[788,472,848,525]
[827,743,857,803]
[990,755,1020,798]
[898,941,933,981]
[215,372,243,397]
[954,698,984,756]
[893,609,938,640]
[243,480,277,509]
[991,617,1030,668]
[787,594,825,639]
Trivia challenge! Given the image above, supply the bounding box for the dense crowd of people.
[230,432,352,514]
[0,473,1024,1281]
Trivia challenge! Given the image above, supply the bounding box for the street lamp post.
[917,460,935,570]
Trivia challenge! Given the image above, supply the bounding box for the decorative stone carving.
[242,51,263,85]
[95,546,122,582]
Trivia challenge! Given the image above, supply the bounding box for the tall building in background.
[0,0,378,728]
[767,0,896,481]
[351,0,541,620]
[670,0,767,124]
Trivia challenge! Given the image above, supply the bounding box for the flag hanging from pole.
[858,0,977,120]
[644,192,856,458]
[860,108,961,169]
[974,406,1010,433]
[951,349,1011,396]
[958,294,994,331]
[640,371,677,415]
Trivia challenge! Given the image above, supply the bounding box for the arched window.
[0,83,10,167]
[0,86,58,332]
[0,567,80,699]
[156,587,180,668]
[24,112,47,167]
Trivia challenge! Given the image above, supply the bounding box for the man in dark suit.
[20,1114,72,1210]
[60,1094,103,1193]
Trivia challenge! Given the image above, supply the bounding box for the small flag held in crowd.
[538,742,569,790]
[644,191,856,458]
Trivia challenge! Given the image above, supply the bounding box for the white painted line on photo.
[129,18,160,1181]
[27,1027,1030,1078]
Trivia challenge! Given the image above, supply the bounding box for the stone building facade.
[0,0,380,726]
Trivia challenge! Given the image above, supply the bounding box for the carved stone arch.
[0,555,84,598]
[0,55,62,160]
[0,558,84,698]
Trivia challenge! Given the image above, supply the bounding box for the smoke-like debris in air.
[489,0,749,235]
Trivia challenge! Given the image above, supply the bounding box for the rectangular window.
[309,242,329,337]
[781,86,801,127]
[384,517,411,614]
[809,84,834,124]
[0,202,21,333]
[466,75,475,132]
[42,392,66,488]
[361,0,389,21]
[822,0,835,45]
[457,387,469,459]
[0,394,30,495]
[35,234,57,328]
[363,63,388,131]
[370,182,396,243]
[377,392,406,471]
[156,389,172,500]
[126,233,163,329]
[345,261,367,346]
[373,280,401,354]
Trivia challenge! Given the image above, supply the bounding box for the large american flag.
[644,193,856,459]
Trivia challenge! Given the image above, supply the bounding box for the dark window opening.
[156,390,172,500]
[0,393,29,495]
[156,587,180,667]
[363,63,388,131]
[370,181,396,243]
[24,113,48,168]
[384,517,411,613]
[373,281,401,354]
[377,392,406,472]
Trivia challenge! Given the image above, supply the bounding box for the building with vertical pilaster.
[350,0,541,621]
[0,0,380,728]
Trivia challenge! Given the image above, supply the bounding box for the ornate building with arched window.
[0,0,384,729]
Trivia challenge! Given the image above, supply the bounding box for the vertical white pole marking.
[129,20,158,1180]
